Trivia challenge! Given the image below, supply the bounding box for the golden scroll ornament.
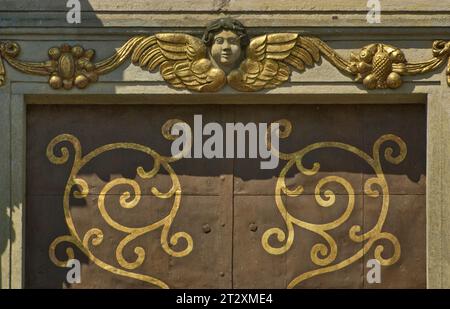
[1,18,449,91]
[263,119,405,288]
[47,120,193,289]
[47,117,405,289]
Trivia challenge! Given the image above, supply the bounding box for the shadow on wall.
[0,203,13,288]
[0,0,105,27]
[0,0,103,289]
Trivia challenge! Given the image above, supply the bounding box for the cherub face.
[210,30,242,70]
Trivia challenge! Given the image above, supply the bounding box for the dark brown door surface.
[26,103,426,288]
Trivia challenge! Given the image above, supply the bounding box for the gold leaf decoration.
[47,120,193,289]
[1,22,449,90]
[262,119,405,288]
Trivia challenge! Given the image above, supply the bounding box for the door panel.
[361,104,426,195]
[26,103,426,288]
[26,104,234,288]
[233,195,288,289]
[233,104,365,196]
[232,104,425,289]
[362,194,426,288]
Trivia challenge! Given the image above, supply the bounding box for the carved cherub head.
[132,18,321,92]
[202,17,250,73]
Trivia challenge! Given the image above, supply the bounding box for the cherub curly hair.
[202,17,250,49]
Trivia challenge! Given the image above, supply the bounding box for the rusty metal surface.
[233,104,365,196]
[361,104,426,195]
[26,103,426,288]
[363,194,426,288]
[26,104,234,288]
[233,195,288,289]
[26,104,234,196]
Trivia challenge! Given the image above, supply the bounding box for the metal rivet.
[220,175,225,180]
[249,223,258,232]
[221,222,226,227]
[202,224,211,233]
[219,272,225,277]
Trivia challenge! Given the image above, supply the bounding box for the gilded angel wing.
[131,33,226,92]
[227,33,320,91]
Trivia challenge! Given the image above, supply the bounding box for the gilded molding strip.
[1,18,449,91]
[47,120,193,289]
[263,119,405,289]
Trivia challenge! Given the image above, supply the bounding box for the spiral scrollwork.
[47,122,192,288]
[47,117,406,289]
[263,119,406,289]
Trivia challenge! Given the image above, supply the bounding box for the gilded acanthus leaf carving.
[1,18,449,91]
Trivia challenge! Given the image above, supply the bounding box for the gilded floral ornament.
[47,44,98,90]
[346,40,450,89]
[348,44,406,89]
[1,18,449,91]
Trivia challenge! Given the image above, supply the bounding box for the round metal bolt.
[249,223,258,232]
[202,224,211,234]
[219,272,225,277]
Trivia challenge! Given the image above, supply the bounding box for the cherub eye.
[215,38,224,44]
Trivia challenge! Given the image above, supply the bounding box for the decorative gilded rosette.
[46,44,98,89]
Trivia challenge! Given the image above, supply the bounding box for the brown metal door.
[26,104,235,288]
[232,104,426,289]
[26,103,426,288]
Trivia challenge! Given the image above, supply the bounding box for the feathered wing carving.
[2,31,447,91]
[227,33,321,91]
[131,33,226,92]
